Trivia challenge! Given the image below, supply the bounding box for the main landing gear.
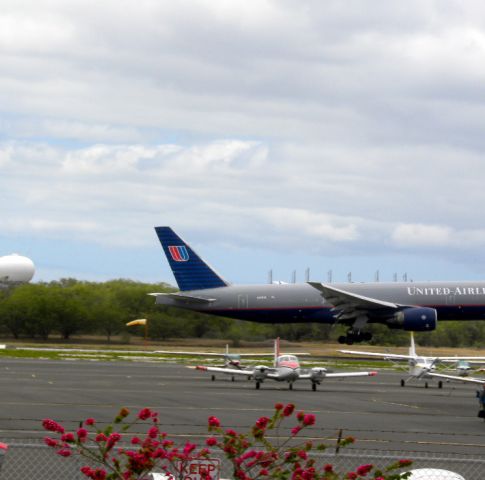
[338,330,373,345]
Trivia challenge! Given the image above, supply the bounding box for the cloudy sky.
[2,0,485,286]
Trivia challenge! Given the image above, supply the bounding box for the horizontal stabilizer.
[149,292,216,304]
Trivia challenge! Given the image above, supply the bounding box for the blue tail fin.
[155,227,229,291]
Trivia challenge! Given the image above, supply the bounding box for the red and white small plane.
[194,338,377,391]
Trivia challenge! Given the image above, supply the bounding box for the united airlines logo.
[168,245,189,262]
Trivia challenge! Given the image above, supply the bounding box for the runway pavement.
[0,357,484,456]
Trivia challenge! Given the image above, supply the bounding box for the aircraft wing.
[428,372,485,385]
[433,357,485,362]
[154,351,274,357]
[192,366,254,377]
[324,371,378,378]
[308,282,398,323]
[339,349,412,360]
[298,370,377,379]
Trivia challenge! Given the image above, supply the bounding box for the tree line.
[1,278,485,348]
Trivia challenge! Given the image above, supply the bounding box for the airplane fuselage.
[156,281,485,325]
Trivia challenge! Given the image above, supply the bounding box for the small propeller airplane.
[153,343,296,372]
[339,333,485,388]
[193,338,377,390]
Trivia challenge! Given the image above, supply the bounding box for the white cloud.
[2,2,485,277]
[392,223,485,249]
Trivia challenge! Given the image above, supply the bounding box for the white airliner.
[340,333,485,388]
[194,338,377,391]
[0,254,35,287]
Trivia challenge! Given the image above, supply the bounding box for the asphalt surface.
[1,357,484,456]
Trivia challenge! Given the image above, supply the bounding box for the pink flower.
[291,425,302,436]
[95,433,107,442]
[274,403,284,411]
[183,442,196,456]
[61,433,75,443]
[81,466,94,476]
[225,428,237,436]
[107,432,121,447]
[131,437,141,445]
[283,404,295,417]
[42,419,64,434]
[148,426,159,438]
[93,468,107,480]
[77,428,88,441]
[302,414,315,426]
[323,464,333,472]
[356,464,373,476]
[57,448,72,457]
[206,437,218,446]
[398,459,412,467]
[85,418,95,426]
[259,468,269,476]
[346,473,357,480]
[297,450,307,460]
[137,408,152,420]
[208,416,221,427]
[296,411,305,421]
[256,416,270,429]
[44,437,59,448]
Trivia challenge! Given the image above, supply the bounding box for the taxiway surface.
[0,358,484,456]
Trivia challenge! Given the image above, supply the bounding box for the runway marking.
[371,399,421,409]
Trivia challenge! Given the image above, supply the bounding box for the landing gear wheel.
[400,379,405,387]
[438,381,443,389]
[211,375,215,382]
[255,381,260,390]
[312,383,317,392]
[425,382,429,389]
[346,337,354,345]
[289,383,293,390]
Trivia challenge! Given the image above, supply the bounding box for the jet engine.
[0,254,35,286]
[387,307,437,332]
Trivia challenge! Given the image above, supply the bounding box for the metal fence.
[1,439,484,479]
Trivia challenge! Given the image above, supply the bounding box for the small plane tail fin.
[155,227,229,291]
[409,332,416,357]
[274,337,280,367]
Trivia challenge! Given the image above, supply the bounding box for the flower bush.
[42,404,412,480]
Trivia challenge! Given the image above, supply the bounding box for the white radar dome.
[0,254,35,285]
[407,468,465,480]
